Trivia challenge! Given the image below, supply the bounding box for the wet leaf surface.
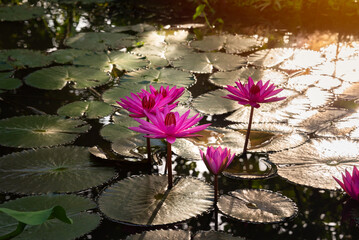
[57,101,113,119]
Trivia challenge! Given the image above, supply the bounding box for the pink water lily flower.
[223,77,286,108]
[200,146,235,175]
[333,166,359,201]
[116,85,184,118]
[129,106,211,144]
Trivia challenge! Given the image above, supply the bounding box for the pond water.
[0,0,359,239]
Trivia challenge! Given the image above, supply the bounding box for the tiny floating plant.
[223,77,286,153]
[333,166,359,201]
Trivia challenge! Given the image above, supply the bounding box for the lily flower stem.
[146,117,152,163]
[243,106,254,154]
[214,174,218,204]
[167,142,173,189]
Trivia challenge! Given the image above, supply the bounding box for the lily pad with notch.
[269,138,359,190]
[247,48,294,68]
[0,146,116,194]
[25,66,110,90]
[0,194,101,240]
[0,49,52,70]
[98,175,213,226]
[218,189,298,223]
[0,72,22,92]
[57,101,113,119]
[0,115,90,148]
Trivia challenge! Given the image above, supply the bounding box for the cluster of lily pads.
[1,1,359,238]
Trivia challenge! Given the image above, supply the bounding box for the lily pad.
[0,115,90,148]
[49,49,92,64]
[0,72,22,91]
[99,175,213,226]
[172,52,246,73]
[109,23,156,33]
[208,67,288,88]
[0,146,115,194]
[102,82,191,106]
[65,32,135,51]
[25,66,110,90]
[120,68,195,88]
[287,74,341,91]
[0,195,101,240]
[190,35,227,52]
[279,49,325,71]
[0,49,52,69]
[172,127,246,161]
[269,138,359,190]
[126,229,190,240]
[57,101,113,119]
[304,87,334,108]
[218,189,297,223]
[146,55,168,68]
[247,48,294,68]
[74,51,149,72]
[0,5,44,21]
[193,231,245,240]
[164,44,194,61]
[229,123,308,152]
[225,35,262,54]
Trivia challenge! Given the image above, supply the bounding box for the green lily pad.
[57,101,113,119]
[279,49,325,71]
[49,49,92,64]
[208,67,288,88]
[0,195,101,240]
[0,115,90,148]
[269,138,359,190]
[247,48,294,68]
[164,44,194,61]
[102,82,191,106]
[0,49,52,69]
[193,231,245,240]
[172,52,247,73]
[109,23,156,33]
[225,35,262,54]
[126,229,190,240]
[74,51,149,72]
[0,5,44,21]
[0,72,22,91]
[120,68,195,88]
[0,146,116,194]
[146,55,168,68]
[190,35,227,52]
[218,189,297,223]
[65,32,135,51]
[98,175,213,226]
[25,66,110,90]
[172,127,246,161]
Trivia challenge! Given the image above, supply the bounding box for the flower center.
[164,112,176,126]
[250,84,261,94]
[142,95,156,110]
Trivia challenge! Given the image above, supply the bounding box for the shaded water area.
[1,0,359,239]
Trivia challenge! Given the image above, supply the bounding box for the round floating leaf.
[57,101,113,119]
[0,146,116,194]
[193,89,239,115]
[109,23,156,33]
[74,51,149,72]
[0,49,52,69]
[0,5,44,21]
[172,127,246,161]
[193,231,245,240]
[0,195,100,240]
[223,153,277,180]
[229,123,308,152]
[164,44,194,61]
[279,49,325,71]
[132,44,165,58]
[0,72,22,91]
[49,49,92,64]
[320,42,359,61]
[126,229,190,240]
[120,68,195,88]
[190,35,226,52]
[164,30,194,44]
[288,74,341,91]
[99,175,213,226]
[269,138,359,190]
[208,67,288,88]
[146,55,168,68]
[0,115,90,148]
[305,87,334,108]
[102,82,191,106]
[172,52,246,73]
[247,48,294,68]
[65,32,135,51]
[25,66,110,90]
[218,189,297,223]
[225,35,262,54]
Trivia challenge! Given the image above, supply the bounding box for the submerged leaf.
[218,189,297,223]
[25,66,110,90]
[0,146,116,194]
[98,175,213,226]
[0,115,90,148]
[0,195,100,240]
[57,101,113,119]
[269,138,359,190]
